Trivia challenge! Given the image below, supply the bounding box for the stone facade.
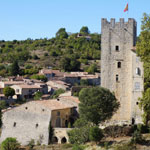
[0,100,76,145]
[101,18,143,125]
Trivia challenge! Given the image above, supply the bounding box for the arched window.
[116,75,119,82]
[115,45,119,51]
[117,62,121,68]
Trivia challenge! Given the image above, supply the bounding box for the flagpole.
[128,0,129,15]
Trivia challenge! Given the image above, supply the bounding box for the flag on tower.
[124,3,128,12]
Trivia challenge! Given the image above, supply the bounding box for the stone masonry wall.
[101,18,143,124]
[0,101,51,145]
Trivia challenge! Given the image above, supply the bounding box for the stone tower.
[101,18,143,125]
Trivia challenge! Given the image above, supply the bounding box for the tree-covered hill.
[0,26,101,77]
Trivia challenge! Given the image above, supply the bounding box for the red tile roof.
[36,100,73,110]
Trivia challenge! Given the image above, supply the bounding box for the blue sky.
[0,0,149,41]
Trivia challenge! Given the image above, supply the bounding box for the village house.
[11,83,48,99]
[77,33,91,40]
[58,95,80,112]
[64,72,100,86]
[80,73,100,85]
[0,99,77,145]
[46,80,70,92]
[39,69,64,80]
[0,78,48,100]
[0,81,25,94]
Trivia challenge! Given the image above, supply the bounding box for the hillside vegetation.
[0,26,101,77]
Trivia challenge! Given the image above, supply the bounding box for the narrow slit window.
[136,68,141,76]
[13,122,16,127]
[117,62,121,68]
[116,75,119,82]
[115,45,119,51]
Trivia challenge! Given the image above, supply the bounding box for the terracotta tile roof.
[47,80,70,86]
[81,75,99,79]
[64,73,79,78]
[36,100,73,110]
[4,81,24,85]
[59,96,80,104]
[15,84,42,89]
[41,69,60,74]
[70,72,88,75]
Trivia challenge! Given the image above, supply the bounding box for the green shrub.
[137,123,148,133]
[72,144,86,150]
[104,125,133,137]
[68,122,71,128]
[0,100,7,109]
[27,139,35,150]
[50,50,58,57]
[33,54,39,60]
[24,68,39,75]
[1,137,20,150]
[104,141,109,150]
[68,127,89,144]
[34,92,43,100]
[62,143,73,149]
[25,64,33,69]
[51,89,65,99]
[89,126,103,143]
[80,79,89,86]
[30,74,47,82]
[114,143,136,150]
[44,52,48,56]
[79,59,88,65]
[130,130,145,144]
[86,63,98,74]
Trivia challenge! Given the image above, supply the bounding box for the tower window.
[13,122,16,127]
[136,68,141,76]
[36,123,38,128]
[116,75,119,82]
[135,82,140,90]
[115,46,119,51]
[132,118,135,125]
[117,62,121,68]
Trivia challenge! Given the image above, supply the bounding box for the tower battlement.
[101,18,136,29]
